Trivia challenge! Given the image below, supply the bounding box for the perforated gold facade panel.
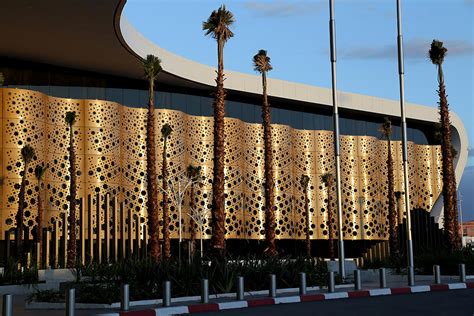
[0,88,442,241]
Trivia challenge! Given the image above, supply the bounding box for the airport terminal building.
[0,1,468,256]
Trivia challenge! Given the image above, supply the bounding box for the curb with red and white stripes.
[99,282,474,316]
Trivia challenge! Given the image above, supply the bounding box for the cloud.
[339,38,474,60]
[243,1,325,17]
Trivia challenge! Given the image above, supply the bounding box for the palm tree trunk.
[67,127,77,267]
[162,138,171,260]
[190,184,196,257]
[387,138,399,256]
[437,65,460,250]
[262,72,276,256]
[37,180,43,267]
[16,165,27,263]
[327,181,335,260]
[210,36,227,257]
[305,188,311,258]
[147,80,161,262]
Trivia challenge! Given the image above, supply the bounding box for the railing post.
[269,274,276,298]
[2,294,13,316]
[433,265,441,284]
[354,270,361,290]
[201,279,209,304]
[236,276,244,301]
[299,272,307,295]
[120,283,129,311]
[66,288,75,316]
[459,264,466,283]
[328,271,335,293]
[163,281,171,307]
[379,268,386,288]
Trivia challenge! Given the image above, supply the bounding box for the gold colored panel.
[0,88,444,242]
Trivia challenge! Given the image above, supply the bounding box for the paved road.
[200,289,474,316]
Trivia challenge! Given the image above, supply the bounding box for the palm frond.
[202,5,235,42]
[34,163,48,181]
[65,111,77,126]
[300,175,310,188]
[161,123,173,138]
[253,49,273,74]
[21,144,35,164]
[378,117,392,139]
[143,54,162,81]
[429,40,447,66]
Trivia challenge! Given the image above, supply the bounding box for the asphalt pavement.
[198,289,474,316]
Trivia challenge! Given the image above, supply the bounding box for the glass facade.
[1,58,431,144]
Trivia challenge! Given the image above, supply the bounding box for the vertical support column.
[135,215,141,258]
[61,212,67,268]
[128,207,133,257]
[53,220,59,269]
[95,192,102,263]
[120,201,126,260]
[45,230,50,268]
[79,197,85,265]
[104,194,110,262]
[113,196,119,262]
[87,194,93,263]
[5,230,11,261]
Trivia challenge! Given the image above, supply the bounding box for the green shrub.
[29,256,328,304]
[0,258,38,285]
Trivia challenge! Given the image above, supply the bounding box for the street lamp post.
[395,0,414,286]
[328,0,346,279]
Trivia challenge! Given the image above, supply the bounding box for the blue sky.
[124,0,474,164]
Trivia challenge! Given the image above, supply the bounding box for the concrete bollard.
[237,276,244,301]
[121,284,130,311]
[328,271,335,293]
[459,264,466,283]
[408,266,415,286]
[2,294,13,316]
[163,281,171,307]
[354,270,361,290]
[299,272,307,295]
[269,274,277,298]
[201,279,209,304]
[433,265,441,284]
[379,268,386,288]
[66,288,75,316]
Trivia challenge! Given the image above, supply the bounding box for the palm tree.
[429,40,460,250]
[143,55,163,262]
[187,165,202,257]
[65,111,77,267]
[203,5,235,257]
[253,49,277,256]
[300,175,311,258]
[321,173,335,260]
[379,118,398,257]
[34,164,48,266]
[16,144,35,262]
[161,123,173,261]
[394,191,404,225]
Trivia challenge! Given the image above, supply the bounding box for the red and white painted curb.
[99,282,474,316]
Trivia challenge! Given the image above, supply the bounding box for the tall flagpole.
[395,0,415,286]
[329,0,345,279]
